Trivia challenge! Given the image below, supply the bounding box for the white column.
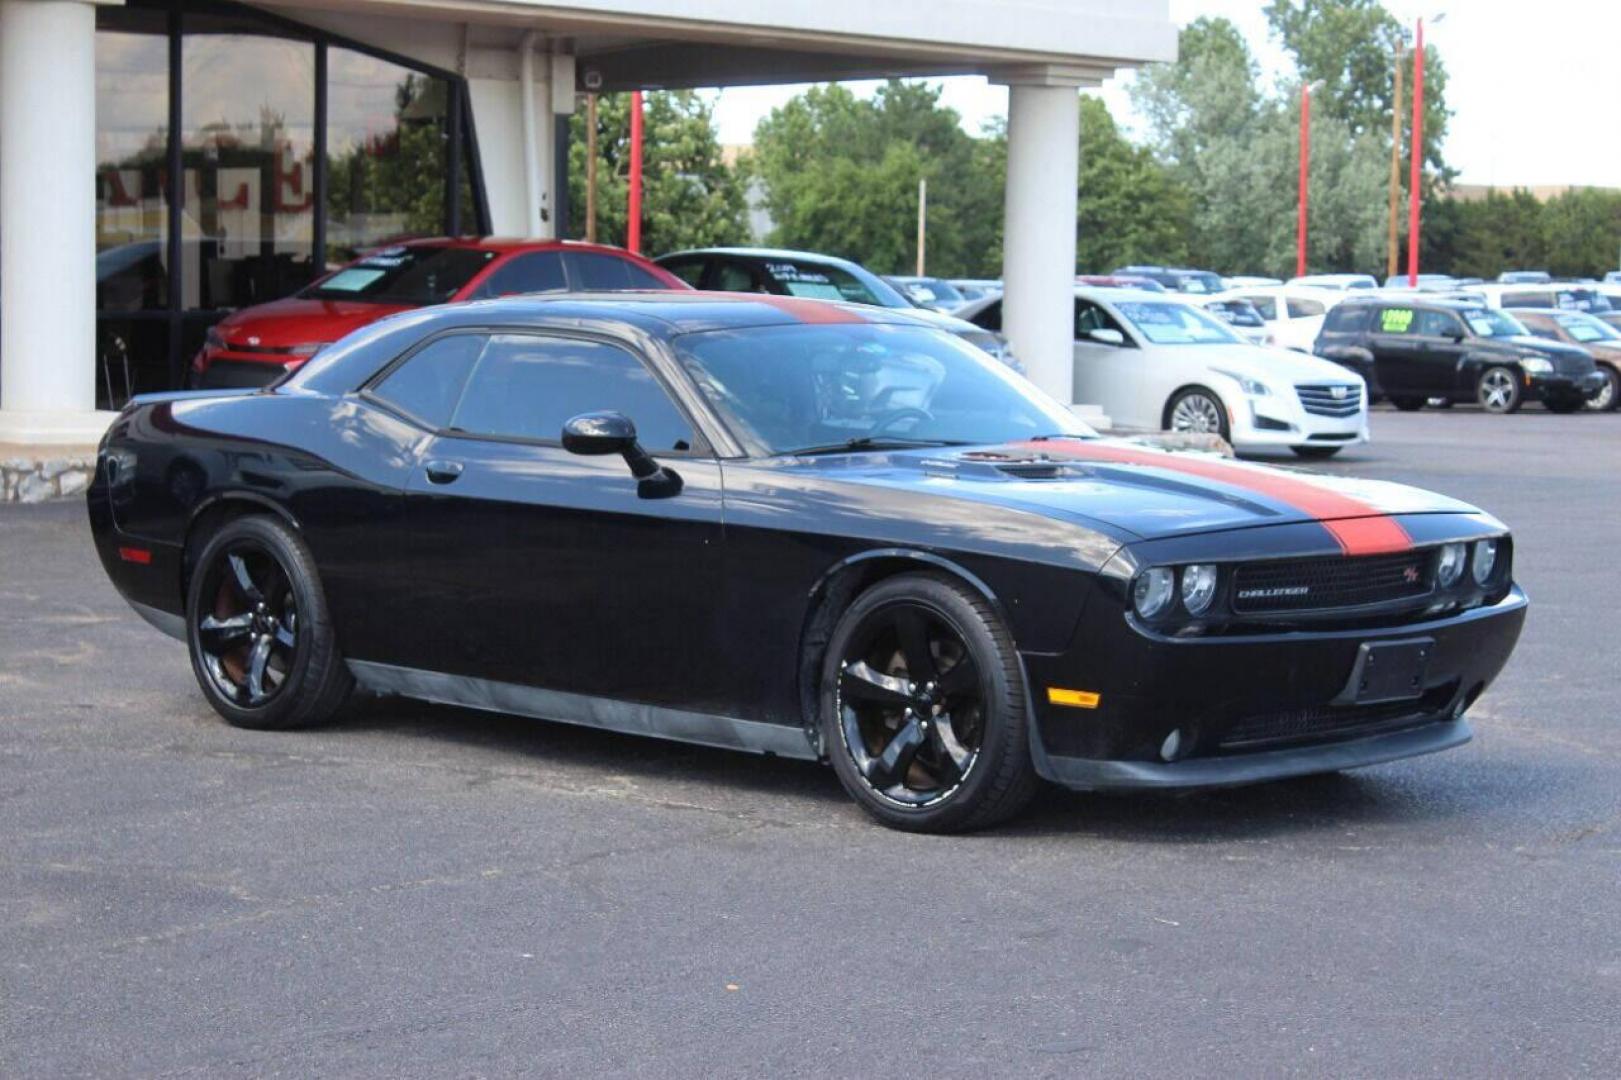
[999,78,1083,406]
[467,43,556,239]
[0,0,109,443]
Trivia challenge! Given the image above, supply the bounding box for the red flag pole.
[1406,19,1424,287]
[627,91,644,254]
[1297,82,1311,279]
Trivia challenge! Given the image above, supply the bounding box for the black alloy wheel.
[821,574,1037,832]
[1585,365,1619,412]
[1477,366,1523,414]
[186,515,352,730]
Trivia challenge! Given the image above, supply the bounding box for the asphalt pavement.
[2,406,1617,1077]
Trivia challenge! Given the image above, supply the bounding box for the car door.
[385,329,728,709]
[1366,303,1424,395]
[1071,298,1155,426]
[1407,309,1468,395]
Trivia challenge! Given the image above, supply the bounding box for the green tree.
[1075,97,1192,270]
[568,90,750,254]
[1541,188,1621,278]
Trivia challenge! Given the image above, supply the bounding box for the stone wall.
[1,454,97,504]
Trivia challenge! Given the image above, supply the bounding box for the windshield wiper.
[783,437,969,456]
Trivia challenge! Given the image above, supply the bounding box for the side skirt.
[346,660,819,761]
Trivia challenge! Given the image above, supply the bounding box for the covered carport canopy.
[0,0,1174,444]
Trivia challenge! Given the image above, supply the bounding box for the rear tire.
[186,515,352,730]
[820,573,1039,833]
[1290,445,1342,459]
[1389,395,1426,412]
[1477,366,1523,414]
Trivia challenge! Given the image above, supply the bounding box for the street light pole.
[628,90,644,254]
[1297,80,1322,280]
[1406,18,1426,287]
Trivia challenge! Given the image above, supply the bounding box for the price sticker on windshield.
[1380,308,1415,333]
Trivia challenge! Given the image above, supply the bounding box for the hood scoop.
[920,449,1069,482]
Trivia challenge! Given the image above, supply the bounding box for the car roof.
[1340,294,1487,311]
[656,247,867,270]
[387,236,647,257]
[421,290,939,336]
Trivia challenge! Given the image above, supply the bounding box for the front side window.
[1203,300,1264,328]
[1114,302,1241,346]
[1461,308,1525,339]
[1242,294,1279,320]
[675,324,1088,456]
[473,251,566,298]
[1412,310,1464,337]
[450,335,694,451]
[370,333,486,427]
[302,245,496,305]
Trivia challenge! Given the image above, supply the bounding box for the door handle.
[424,459,464,485]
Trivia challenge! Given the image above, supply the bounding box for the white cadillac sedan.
[961,287,1369,459]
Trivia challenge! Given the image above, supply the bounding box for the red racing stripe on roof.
[746,294,869,324]
[1009,439,1413,556]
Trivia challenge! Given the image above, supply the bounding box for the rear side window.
[565,251,670,290]
[1287,297,1326,318]
[659,258,707,287]
[450,334,695,451]
[1376,307,1417,334]
[371,334,487,428]
[473,252,567,299]
[1321,304,1370,334]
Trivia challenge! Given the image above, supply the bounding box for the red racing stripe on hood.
[1009,439,1413,555]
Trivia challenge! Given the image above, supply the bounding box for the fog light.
[1436,543,1467,587]
[1133,567,1175,619]
[1471,539,1498,585]
[1181,564,1218,615]
[1160,729,1184,762]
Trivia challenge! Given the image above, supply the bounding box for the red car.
[191,238,688,388]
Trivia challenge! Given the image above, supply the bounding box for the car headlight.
[1436,542,1467,587]
[1519,356,1553,375]
[1133,567,1175,619]
[1471,539,1499,585]
[1214,369,1270,396]
[1180,564,1218,615]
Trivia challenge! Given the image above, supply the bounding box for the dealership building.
[0,0,1174,470]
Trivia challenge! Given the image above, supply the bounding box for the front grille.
[1219,686,1454,751]
[1295,383,1362,417]
[1231,550,1434,614]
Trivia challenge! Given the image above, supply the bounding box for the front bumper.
[1529,370,1607,403]
[1026,586,1526,792]
[1230,394,1369,450]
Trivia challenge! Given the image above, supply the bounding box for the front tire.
[820,574,1038,833]
[1165,387,1231,442]
[186,515,352,730]
[1585,365,1619,412]
[1477,366,1523,414]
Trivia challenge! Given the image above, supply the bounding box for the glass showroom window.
[326,48,451,266]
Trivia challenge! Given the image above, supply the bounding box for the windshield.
[1462,308,1526,338]
[301,246,497,305]
[674,323,1090,456]
[1176,272,1224,295]
[1555,288,1613,314]
[1115,301,1243,345]
[1555,313,1620,342]
[760,260,908,309]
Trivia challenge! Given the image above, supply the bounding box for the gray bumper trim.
[1042,718,1472,792]
[128,599,186,642]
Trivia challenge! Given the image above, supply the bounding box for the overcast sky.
[709,0,1621,189]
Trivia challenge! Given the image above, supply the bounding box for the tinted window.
[716,261,763,292]
[372,334,486,427]
[660,258,707,287]
[1287,297,1326,318]
[969,299,1002,332]
[304,246,498,305]
[1413,310,1463,337]
[757,259,892,306]
[1322,304,1370,334]
[566,251,669,290]
[450,334,694,450]
[474,252,566,298]
[1376,306,1418,334]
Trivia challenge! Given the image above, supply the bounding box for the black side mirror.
[561,411,682,498]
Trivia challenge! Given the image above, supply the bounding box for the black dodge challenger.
[88,293,1527,832]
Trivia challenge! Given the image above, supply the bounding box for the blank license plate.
[1345,638,1434,704]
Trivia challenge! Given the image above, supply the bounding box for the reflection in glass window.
[452,335,694,450]
[96,30,170,312]
[326,48,449,266]
[374,334,487,428]
[181,32,317,310]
